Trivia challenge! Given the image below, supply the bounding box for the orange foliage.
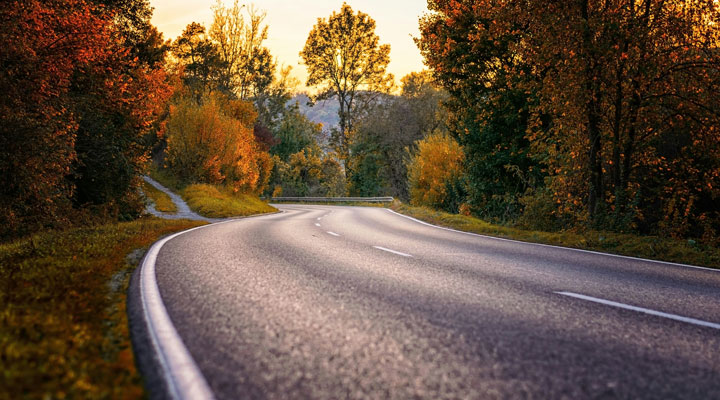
[165,92,272,193]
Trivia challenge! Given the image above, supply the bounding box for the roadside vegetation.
[0,218,206,399]
[182,184,276,218]
[141,180,177,214]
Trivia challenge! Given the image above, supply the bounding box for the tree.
[270,103,322,161]
[164,92,272,193]
[418,0,542,221]
[349,71,447,200]
[300,3,392,167]
[523,0,720,234]
[172,22,224,102]
[0,0,111,236]
[269,148,346,197]
[419,0,720,239]
[210,1,274,99]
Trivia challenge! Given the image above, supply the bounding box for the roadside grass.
[391,203,720,269]
[149,168,277,218]
[182,184,277,218]
[141,180,177,213]
[0,218,206,399]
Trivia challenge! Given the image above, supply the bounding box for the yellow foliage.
[407,133,465,208]
[165,92,272,193]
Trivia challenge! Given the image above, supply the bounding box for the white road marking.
[556,291,720,330]
[385,209,719,273]
[373,246,412,257]
[315,223,321,227]
[327,231,340,237]
[141,223,228,400]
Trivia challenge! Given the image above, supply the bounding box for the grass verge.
[141,180,177,214]
[0,218,206,399]
[391,203,720,269]
[182,184,277,218]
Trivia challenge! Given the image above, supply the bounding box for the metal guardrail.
[270,196,394,203]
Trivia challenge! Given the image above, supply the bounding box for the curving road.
[139,204,720,399]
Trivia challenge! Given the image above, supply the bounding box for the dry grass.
[0,218,206,399]
[391,203,720,269]
[182,184,277,218]
[141,180,177,213]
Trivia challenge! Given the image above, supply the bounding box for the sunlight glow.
[150,0,429,91]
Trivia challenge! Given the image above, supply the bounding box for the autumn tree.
[420,0,720,238]
[270,147,346,197]
[210,1,274,100]
[1,0,172,236]
[300,3,392,168]
[407,133,466,212]
[523,0,720,234]
[164,92,272,193]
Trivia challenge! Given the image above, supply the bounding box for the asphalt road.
[146,204,720,399]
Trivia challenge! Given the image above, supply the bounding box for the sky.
[149,0,430,92]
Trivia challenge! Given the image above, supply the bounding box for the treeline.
[0,0,171,238]
[157,1,348,200]
[414,0,720,241]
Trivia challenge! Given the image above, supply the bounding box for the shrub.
[407,132,465,211]
[164,92,273,193]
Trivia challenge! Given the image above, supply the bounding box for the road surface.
[134,204,720,399]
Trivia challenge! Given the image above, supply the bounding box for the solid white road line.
[556,291,720,330]
[140,225,220,400]
[385,209,719,273]
[373,246,412,258]
[327,231,341,237]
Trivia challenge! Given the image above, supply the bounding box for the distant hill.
[289,93,340,130]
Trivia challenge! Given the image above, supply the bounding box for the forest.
[2,0,720,246]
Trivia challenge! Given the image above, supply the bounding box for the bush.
[407,132,465,212]
[164,92,273,193]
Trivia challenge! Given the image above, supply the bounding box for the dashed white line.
[327,231,340,237]
[315,223,321,227]
[373,246,412,257]
[556,291,720,330]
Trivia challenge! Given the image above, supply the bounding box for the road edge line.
[137,211,284,399]
[385,208,718,273]
[140,223,222,400]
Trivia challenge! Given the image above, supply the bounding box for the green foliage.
[0,218,206,399]
[349,71,448,200]
[270,148,346,197]
[418,2,542,222]
[391,203,720,269]
[270,103,322,161]
[172,22,225,101]
[181,184,276,218]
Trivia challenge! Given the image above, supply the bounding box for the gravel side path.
[142,176,219,222]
